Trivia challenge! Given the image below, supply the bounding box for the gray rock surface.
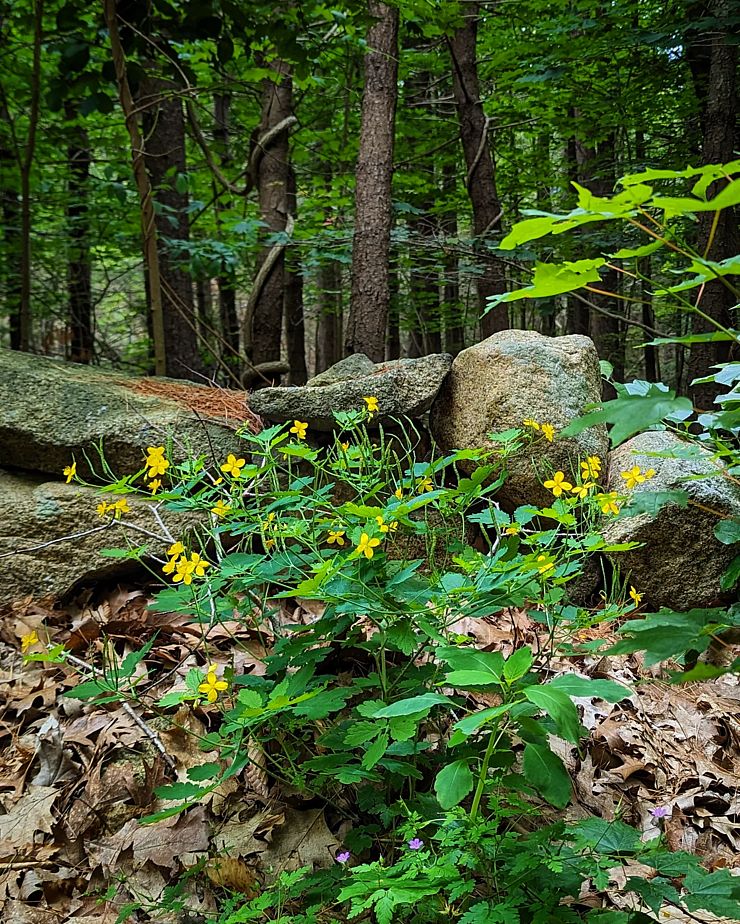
[249,353,453,429]
[0,349,249,480]
[430,330,607,510]
[0,470,203,604]
[602,430,740,611]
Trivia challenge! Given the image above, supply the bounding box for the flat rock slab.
[0,349,253,480]
[0,470,203,604]
[248,353,453,430]
[603,430,740,611]
[431,330,608,510]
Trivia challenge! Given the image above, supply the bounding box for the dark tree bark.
[214,93,240,368]
[448,2,507,338]
[386,264,400,359]
[0,100,21,350]
[441,161,464,355]
[408,206,442,355]
[346,0,399,361]
[316,260,343,373]
[65,103,93,363]
[246,59,292,377]
[141,74,204,379]
[285,166,307,384]
[687,0,738,409]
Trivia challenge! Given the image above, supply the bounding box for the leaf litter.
[0,582,738,921]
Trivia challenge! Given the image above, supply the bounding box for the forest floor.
[1,581,739,923]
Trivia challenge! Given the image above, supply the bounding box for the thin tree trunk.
[65,102,93,363]
[246,59,292,377]
[17,0,43,351]
[0,100,21,350]
[565,120,590,335]
[141,73,204,380]
[441,162,463,355]
[346,0,399,361]
[316,260,342,373]
[104,0,166,376]
[386,264,400,360]
[284,165,307,384]
[214,93,240,367]
[687,0,738,409]
[448,2,507,337]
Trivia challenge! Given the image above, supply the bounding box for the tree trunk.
[316,260,343,373]
[246,59,292,377]
[214,93,240,368]
[65,103,93,364]
[448,2,507,337]
[17,0,44,351]
[0,100,21,350]
[687,0,738,409]
[104,0,166,375]
[141,74,204,380]
[346,0,399,361]
[441,162,464,355]
[284,166,307,384]
[565,120,591,335]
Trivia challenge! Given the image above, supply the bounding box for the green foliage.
[57,401,737,922]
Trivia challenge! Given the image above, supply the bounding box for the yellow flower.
[221,453,246,478]
[213,477,223,486]
[112,498,130,517]
[340,442,350,452]
[63,462,76,483]
[147,456,170,479]
[375,515,398,534]
[212,500,231,518]
[162,556,179,576]
[536,554,555,575]
[417,476,433,493]
[96,501,109,517]
[145,445,165,462]
[363,396,379,415]
[596,491,621,516]
[198,670,228,704]
[541,423,555,443]
[262,511,276,530]
[327,529,346,545]
[571,481,595,499]
[167,541,185,559]
[148,479,162,494]
[505,523,520,536]
[189,552,210,578]
[621,466,645,490]
[21,630,39,653]
[644,468,656,480]
[356,532,381,559]
[581,456,602,480]
[290,420,308,440]
[543,471,572,497]
[394,487,404,500]
[629,586,643,606]
[171,552,209,585]
[523,419,540,431]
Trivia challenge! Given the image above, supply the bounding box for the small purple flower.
[407,838,424,851]
[335,851,351,864]
[651,806,670,819]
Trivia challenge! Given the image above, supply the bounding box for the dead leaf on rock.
[205,855,260,895]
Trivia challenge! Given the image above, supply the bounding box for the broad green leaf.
[187,762,221,781]
[714,518,740,545]
[620,490,688,517]
[362,732,388,770]
[434,759,474,808]
[524,685,581,742]
[561,389,693,447]
[344,721,379,746]
[452,703,511,739]
[155,781,210,800]
[445,669,504,688]
[437,647,505,678]
[371,693,453,718]
[548,675,631,702]
[645,330,738,347]
[522,743,571,808]
[572,817,642,853]
[487,259,605,308]
[721,553,740,590]
[503,646,533,683]
[683,868,740,918]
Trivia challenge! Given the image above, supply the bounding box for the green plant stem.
[470,724,506,822]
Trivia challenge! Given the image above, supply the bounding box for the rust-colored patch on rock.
[119,378,261,433]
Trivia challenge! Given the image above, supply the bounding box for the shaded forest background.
[0,0,736,398]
